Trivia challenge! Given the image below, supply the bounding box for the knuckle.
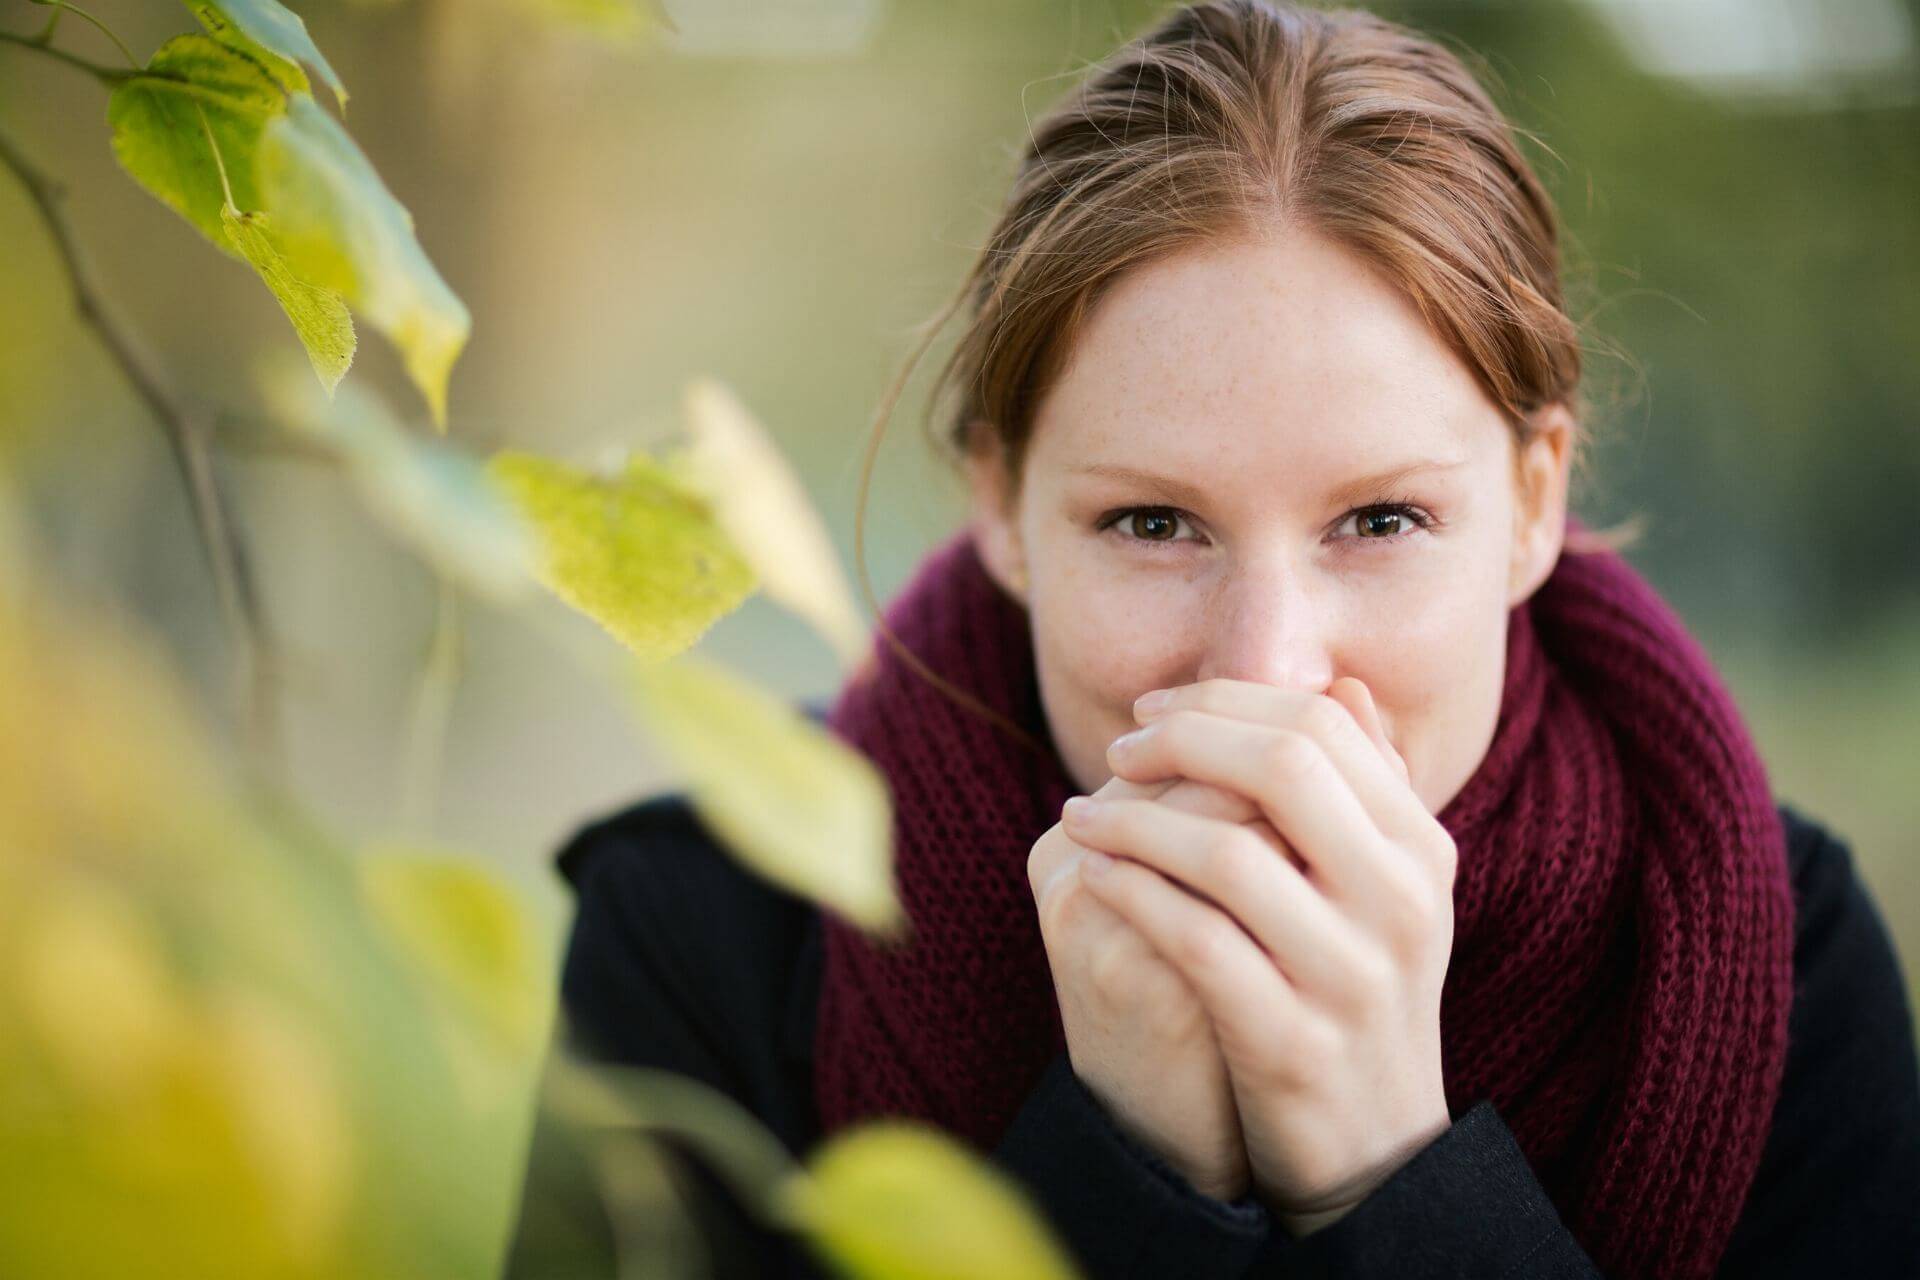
[1036,879,1074,937]
[1086,932,1135,1002]
[1425,827,1460,883]
[1343,942,1396,1001]
[1376,865,1440,947]
[1200,828,1265,899]
[1029,828,1068,897]
[1174,920,1225,973]
[1297,694,1352,743]
[1185,679,1231,712]
[1027,845,1051,899]
[1157,709,1206,751]
[1291,1016,1345,1077]
[1261,730,1323,782]
[1144,969,1203,1038]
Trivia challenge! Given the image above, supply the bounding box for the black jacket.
[509,783,1920,1279]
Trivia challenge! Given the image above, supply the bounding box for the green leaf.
[626,651,902,935]
[223,206,355,394]
[257,94,471,429]
[784,1122,1081,1280]
[356,847,556,1057]
[107,34,286,255]
[484,449,756,661]
[670,378,869,670]
[257,353,537,603]
[185,0,347,112]
[546,1057,800,1215]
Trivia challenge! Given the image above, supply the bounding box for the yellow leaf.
[15,870,194,1103]
[224,206,355,396]
[485,449,755,661]
[627,651,902,935]
[257,95,470,429]
[784,1122,1081,1280]
[206,987,353,1253]
[674,378,869,670]
[357,848,555,1058]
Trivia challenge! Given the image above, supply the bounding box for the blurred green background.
[4,0,1916,1019]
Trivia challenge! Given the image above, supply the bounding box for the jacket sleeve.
[990,1056,1605,1280]
[1244,1098,1602,1278]
[1710,816,1920,1276]
[993,1050,1273,1278]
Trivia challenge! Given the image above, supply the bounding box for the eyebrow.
[1073,456,1471,509]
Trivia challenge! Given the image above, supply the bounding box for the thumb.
[1330,676,1410,785]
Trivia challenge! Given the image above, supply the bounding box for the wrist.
[1273,1199,1358,1238]
[1263,1106,1454,1237]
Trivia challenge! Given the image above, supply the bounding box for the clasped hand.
[1027,676,1458,1237]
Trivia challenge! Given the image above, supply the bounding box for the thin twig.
[0,125,282,773]
[399,575,463,837]
[0,28,134,83]
[23,0,140,68]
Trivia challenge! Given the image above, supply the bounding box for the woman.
[522,2,1920,1276]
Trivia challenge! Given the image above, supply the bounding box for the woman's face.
[966,227,1573,816]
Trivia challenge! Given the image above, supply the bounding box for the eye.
[1096,506,1203,548]
[1334,501,1438,546]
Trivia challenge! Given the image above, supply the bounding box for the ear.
[961,420,1031,604]
[1507,402,1574,607]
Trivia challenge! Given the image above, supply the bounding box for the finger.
[1327,676,1410,787]
[1039,773,1186,908]
[1077,850,1309,1061]
[1108,709,1425,914]
[1063,795,1371,1002]
[1132,680,1430,842]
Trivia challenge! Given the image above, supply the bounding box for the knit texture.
[811,515,1796,1280]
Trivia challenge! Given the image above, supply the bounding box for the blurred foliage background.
[4,0,1915,1026]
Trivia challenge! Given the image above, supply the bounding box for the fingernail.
[1110,729,1144,755]
[1063,795,1096,822]
[1134,688,1173,716]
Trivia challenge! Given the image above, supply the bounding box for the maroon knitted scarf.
[812,515,1795,1280]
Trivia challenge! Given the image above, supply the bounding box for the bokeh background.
[4,0,1916,1016]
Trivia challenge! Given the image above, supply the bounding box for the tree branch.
[0,125,282,772]
[0,28,135,84]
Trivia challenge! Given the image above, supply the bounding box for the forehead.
[1029,229,1505,478]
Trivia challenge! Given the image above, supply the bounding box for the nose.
[1192,555,1333,692]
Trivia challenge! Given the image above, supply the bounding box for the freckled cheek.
[1034,584,1188,699]
[1029,577,1195,774]
[1344,569,1504,796]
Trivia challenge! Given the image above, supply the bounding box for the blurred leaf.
[485,449,756,661]
[204,984,355,1254]
[185,0,348,110]
[224,206,355,395]
[626,650,901,935]
[0,519,539,1280]
[107,34,284,254]
[258,353,538,602]
[784,1122,1081,1280]
[357,846,554,1058]
[257,94,471,428]
[547,1056,799,1216]
[672,378,869,670]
